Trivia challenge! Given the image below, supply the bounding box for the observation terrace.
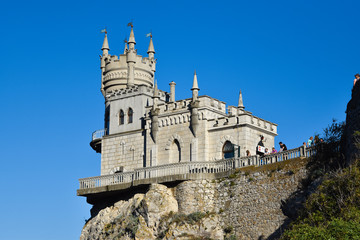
[77,145,315,203]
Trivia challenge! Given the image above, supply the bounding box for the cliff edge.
[345,81,360,164]
[81,159,309,240]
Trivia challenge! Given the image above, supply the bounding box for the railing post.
[300,146,305,157]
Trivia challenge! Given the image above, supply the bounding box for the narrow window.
[128,108,133,123]
[119,110,124,125]
[105,105,110,135]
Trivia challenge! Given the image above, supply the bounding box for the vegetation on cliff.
[281,122,360,240]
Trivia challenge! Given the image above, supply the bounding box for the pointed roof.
[147,36,155,54]
[101,33,110,50]
[191,70,199,90]
[123,38,128,54]
[128,26,136,44]
[238,90,244,109]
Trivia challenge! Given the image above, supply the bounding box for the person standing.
[271,147,277,153]
[307,136,313,147]
[354,73,360,87]
[256,136,265,156]
[279,142,287,152]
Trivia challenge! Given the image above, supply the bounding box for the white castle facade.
[91,26,278,176]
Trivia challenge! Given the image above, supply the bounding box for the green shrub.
[281,160,360,239]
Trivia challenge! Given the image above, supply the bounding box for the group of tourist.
[250,136,288,157]
[303,136,324,148]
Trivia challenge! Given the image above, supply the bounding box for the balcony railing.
[92,129,107,141]
[79,145,315,190]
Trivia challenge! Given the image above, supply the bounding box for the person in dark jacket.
[256,136,265,156]
[279,142,287,152]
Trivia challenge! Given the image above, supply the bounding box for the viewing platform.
[77,145,315,201]
[90,129,106,153]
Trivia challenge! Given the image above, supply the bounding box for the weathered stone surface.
[346,81,360,165]
[81,159,308,240]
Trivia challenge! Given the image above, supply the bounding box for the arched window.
[223,141,234,159]
[119,110,124,125]
[128,108,133,123]
[170,139,181,163]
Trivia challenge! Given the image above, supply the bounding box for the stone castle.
[90,25,278,176]
[79,25,322,240]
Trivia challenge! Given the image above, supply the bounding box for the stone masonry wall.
[82,158,308,240]
[101,131,144,175]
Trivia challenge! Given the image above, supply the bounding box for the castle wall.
[101,131,145,175]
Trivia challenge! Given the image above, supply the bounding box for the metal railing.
[92,129,107,141]
[79,145,314,190]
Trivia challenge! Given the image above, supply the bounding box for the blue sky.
[1,0,359,239]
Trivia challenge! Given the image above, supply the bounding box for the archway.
[223,141,234,159]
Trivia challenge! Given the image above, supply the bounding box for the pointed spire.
[128,26,136,45]
[191,71,199,102]
[191,70,199,90]
[238,90,244,109]
[123,38,128,54]
[101,32,110,55]
[147,35,155,55]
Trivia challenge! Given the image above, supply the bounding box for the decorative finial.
[123,37,128,54]
[100,28,107,34]
[101,28,109,52]
[128,22,136,45]
[238,90,244,109]
[192,70,199,90]
[147,32,155,55]
[127,21,133,28]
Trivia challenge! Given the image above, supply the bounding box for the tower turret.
[101,31,110,56]
[169,81,176,102]
[191,70,200,102]
[128,24,136,49]
[100,24,156,95]
[190,71,200,137]
[147,34,155,59]
[123,38,128,54]
[150,81,160,142]
[100,31,110,95]
[238,90,244,109]
[126,24,136,87]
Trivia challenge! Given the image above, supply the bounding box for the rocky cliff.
[345,81,360,164]
[81,159,309,240]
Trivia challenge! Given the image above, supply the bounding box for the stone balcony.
[78,146,315,204]
[90,129,107,153]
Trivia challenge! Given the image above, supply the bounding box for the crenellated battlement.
[100,27,157,96]
[143,93,277,137]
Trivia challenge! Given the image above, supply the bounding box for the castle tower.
[100,25,157,96]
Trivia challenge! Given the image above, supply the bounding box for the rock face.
[81,159,308,240]
[345,81,360,165]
